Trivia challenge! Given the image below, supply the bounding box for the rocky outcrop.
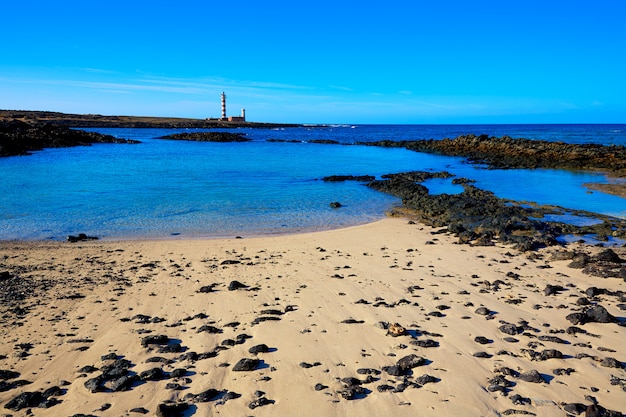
[159,131,250,142]
[366,170,626,251]
[0,120,139,157]
[361,134,626,175]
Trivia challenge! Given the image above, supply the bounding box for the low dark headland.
[361,134,626,176]
[158,131,251,142]
[0,119,139,157]
[0,110,299,129]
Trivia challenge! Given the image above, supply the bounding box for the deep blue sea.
[2,124,625,240]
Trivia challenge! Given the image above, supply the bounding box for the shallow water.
[1,124,625,240]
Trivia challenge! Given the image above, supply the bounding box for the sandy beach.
[1,217,624,417]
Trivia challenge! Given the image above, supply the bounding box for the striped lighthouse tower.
[221,92,227,120]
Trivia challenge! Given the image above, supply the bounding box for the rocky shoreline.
[324,171,626,251]
[0,120,139,157]
[359,134,626,175]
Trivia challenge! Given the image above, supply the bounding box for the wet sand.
[0,218,624,416]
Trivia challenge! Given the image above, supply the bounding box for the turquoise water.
[1,125,625,240]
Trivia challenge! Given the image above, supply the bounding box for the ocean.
[2,124,625,240]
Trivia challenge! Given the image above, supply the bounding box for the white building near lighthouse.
[217,92,246,122]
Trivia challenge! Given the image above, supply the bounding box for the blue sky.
[1,1,624,124]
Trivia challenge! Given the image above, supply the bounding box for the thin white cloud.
[328,85,354,92]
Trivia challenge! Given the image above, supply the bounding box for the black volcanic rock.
[232,358,259,371]
[0,119,138,157]
[566,305,616,325]
[159,131,250,142]
[360,134,626,173]
[322,175,375,182]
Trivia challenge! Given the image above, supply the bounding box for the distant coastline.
[0,110,300,129]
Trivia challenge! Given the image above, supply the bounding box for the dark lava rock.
[222,391,241,401]
[499,323,521,335]
[538,349,563,360]
[593,249,623,263]
[248,396,273,409]
[566,313,587,325]
[585,305,616,323]
[157,343,183,353]
[4,391,46,411]
[377,384,395,392]
[510,394,531,406]
[329,202,342,209]
[170,368,187,378]
[323,175,375,182]
[475,307,491,316]
[232,358,259,371]
[248,344,269,354]
[474,336,492,344]
[84,376,104,393]
[585,404,623,417]
[414,374,440,385]
[0,119,139,157]
[600,357,623,369]
[0,370,20,380]
[411,339,439,348]
[146,357,170,364]
[155,401,190,417]
[101,359,133,379]
[141,334,169,347]
[553,367,576,376]
[537,335,569,344]
[101,352,118,361]
[194,388,220,402]
[567,305,616,325]
[197,324,222,334]
[341,377,362,387]
[198,284,217,293]
[568,254,590,269]
[130,407,150,414]
[314,383,328,391]
[299,362,321,369]
[543,284,564,296]
[382,365,405,377]
[252,316,282,325]
[159,131,250,142]
[473,352,492,358]
[228,280,249,291]
[396,354,427,370]
[356,368,381,375]
[341,318,365,324]
[586,286,607,297]
[140,367,165,381]
[67,233,98,242]
[518,370,545,383]
[563,403,586,415]
[110,375,138,391]
[366,170,566,251]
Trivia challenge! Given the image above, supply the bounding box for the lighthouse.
[220,92,227,120]
[213,92,246,122]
